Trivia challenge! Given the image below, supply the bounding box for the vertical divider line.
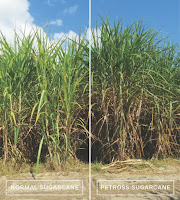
[89,0,91,199]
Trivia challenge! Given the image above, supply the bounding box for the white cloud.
[63,5,78,15]
[46,0,66,7]
[0,0,34,26]
[0,0,80,50]
[84,27,101,49]
[86,27,101,41]
[0,0,45,46]
[49,19,63,26]
[54,30,78,41]
[53,28,101,46]
[47,0,54,7]
[59,0,66,4]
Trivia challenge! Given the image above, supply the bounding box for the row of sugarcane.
[0,18,179,174]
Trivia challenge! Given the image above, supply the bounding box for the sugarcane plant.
[0,28,89,174]
[91,17,180,162]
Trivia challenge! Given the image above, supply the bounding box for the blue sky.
[29,0,88,35]
[0,0,179,44]
[0,0,88,43]
[92,0,180,44]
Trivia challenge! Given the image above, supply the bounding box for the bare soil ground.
[0,159,179,200]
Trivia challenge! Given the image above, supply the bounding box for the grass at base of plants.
[91,161,104,173]
[91,157,180,173]
[0,157,89,177]
[150,157,180,168]
[0,157,179,177]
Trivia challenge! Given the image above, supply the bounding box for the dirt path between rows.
[0,163,179,200]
